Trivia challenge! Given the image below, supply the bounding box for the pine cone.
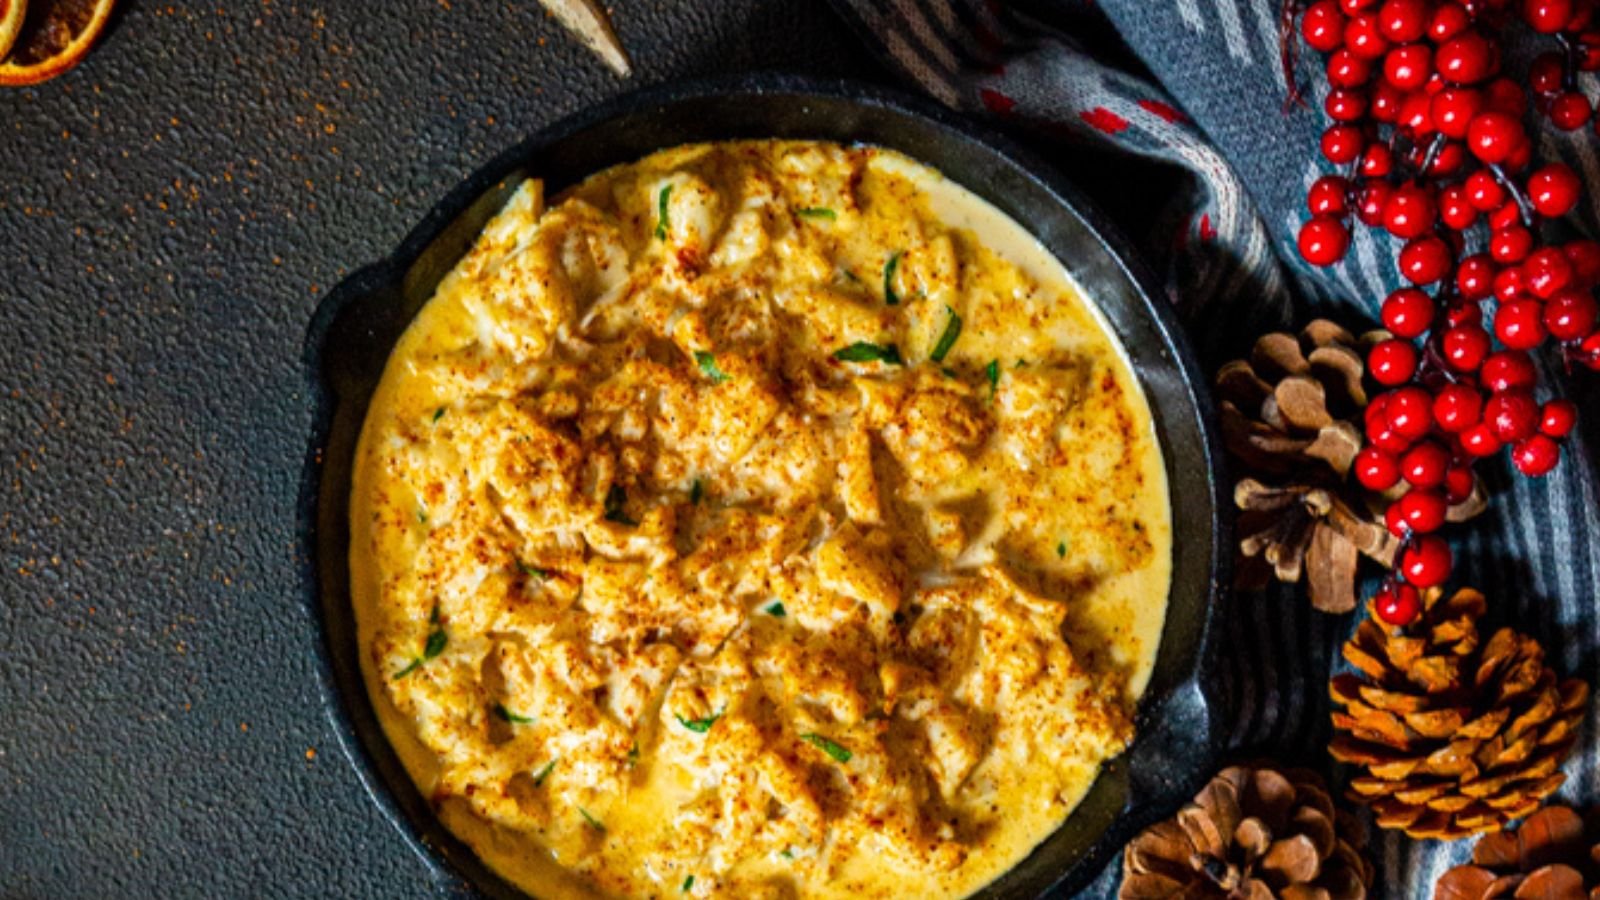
[1218,321,1485,614]
[1120,765,1374,900]
[1218,321,1394,614]
[1329,588,1589,840]
[1434,805,1600,899]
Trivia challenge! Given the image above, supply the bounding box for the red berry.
[1486,389,1541,442]
[1326,88,1370,122]
[1399,90,1436,133]
[1583,332,1600,369]
[1379,0,1429,41]
[1383,183,1438,239]
[1384,43,1433,91]
[1374,581,1422,625]
[1455,254,1496,300]
[1465,169,1506,211]
[1530,52,1566,95]
[1347,13,1393,58]
[1489,199,1525,231]
[1356,181,1393,226]
[1401,535,1453,587]
[1528,163,1582,218]
[1369,338,1420,385]
[1400,235,1452,284]
[1480,350,1538,392]
[1400,440,1451,489]
[1383,287,1435,337]
[1437,31,1497,84]
[1493,265,1524,302]
[1425,141,1467,177]
[1387,386,1435,439]
[1484,77,1528,117]
[1356,445,1403,490]
[1433,383,1485,432]
[1371,81,1404,122]
[1468,112,1526,164]
[1298,216,1351,266]
[1395,489,1448,533]
[1549,92,1593,130]
[1525,0,1576,34]
[1429,3,1471,41]
[1328,48,1375,88]
[1512,434,1562,476]
[1303,0,1350,50]
[1308,175,1351,216]
[1444,465,1475,504]
[1461,422,1505,456]
[1490,225,1534,264]
[1544,289,1598,341]
[1565,240,1600,285]
[1439,184,1478,230]
[1495,299,1547,349]
[1541,399,1578,437]
[1442,325,1492,371]
[1446,302,1483,328]
[1322,125,1367,164]
[1430,88,1483,139]
[1522,247,1574,298]
[1360,141,1395,177]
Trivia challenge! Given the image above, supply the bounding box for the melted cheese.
[349,141,1172,899]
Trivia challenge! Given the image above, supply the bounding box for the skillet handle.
[1124,670,1229,816]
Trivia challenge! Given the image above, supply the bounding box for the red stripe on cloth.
[1079,106,1129,134]
[1138,98,1186,123]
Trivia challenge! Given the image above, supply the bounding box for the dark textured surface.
[0,4,879,897]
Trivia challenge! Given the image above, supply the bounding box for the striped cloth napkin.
[827,0,1600,896]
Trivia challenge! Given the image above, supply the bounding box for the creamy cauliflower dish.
[349,140,1171,899]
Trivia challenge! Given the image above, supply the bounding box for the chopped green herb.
[941,366,959,379]
[578,806,605,832]
[985,359,1000,399]
[682,875,695,892]
[929,306,963,363]
[494,704,534,725]
[532,758,557,787]
[832,341,903,365]
[416,507,428,525]
[655,184,673,241]
[1015,359,1029,368]
[423,629,447,660]
[604,484,637,526]
[429,602,441,625]
[780,848,795,860]
[690,479,704,505]
[393,658,423,680]
[797,207,837,220]
[628,742,640,766]
[1057,542,1067,558]
[517,560,548,579]
[694,351,730,384]
[432,406,446,422]
[839,268,861,284]
[764,601,787,618]
[883,251,904,306]
[676,711,722,734]
[800,732,852,763]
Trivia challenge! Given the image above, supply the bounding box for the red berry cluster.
[1288,0,1598,627]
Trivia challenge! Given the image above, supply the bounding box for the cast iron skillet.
[301,73,1230,899]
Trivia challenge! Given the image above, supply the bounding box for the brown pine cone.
[1217,321,1397,614]
[1434,805,1600,899]
[1120,765,1374,900]
[1329,588,1589,840]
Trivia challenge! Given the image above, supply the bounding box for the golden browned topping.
[351,141,1171,899]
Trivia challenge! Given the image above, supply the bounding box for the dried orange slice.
[0,0,115,87]
[0,0,26,62]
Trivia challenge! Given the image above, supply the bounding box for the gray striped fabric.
[829,0,1600,896]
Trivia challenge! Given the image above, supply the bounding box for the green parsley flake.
[517,560,548,579]
[423,629,447,660]
[604,484,637,526]
[494,704,534,725]
[694,351,730,384]
[578,807,605,832]
[883,250,904,306]
[532,758,557,787]
[628,742,640,766]
[800,732,852,763]
[655,184,672,241]
[780,848,794,860]
[690,479,703,505]
[416,507,428,525]
[832,342,903,365]
[765,601,787,618]
[1057,542,1067,558]
[683,875,695,892]
[431,406,445,422]
[392,658,423,680]
[985,359,1000,399]
[929,306,963,363]
[797,207,836,220]
[676,711,722,734]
